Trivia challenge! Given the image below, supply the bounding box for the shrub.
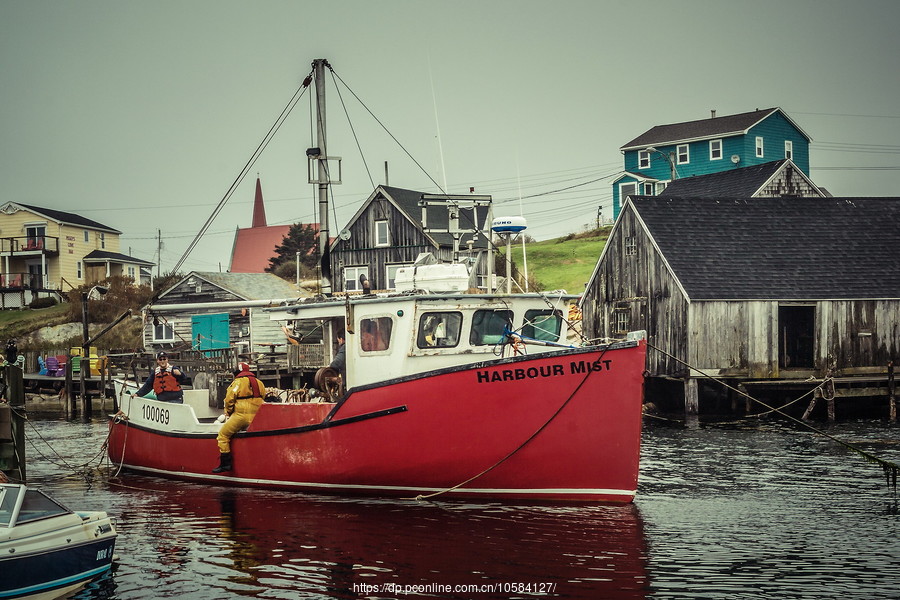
[29,297,58,309]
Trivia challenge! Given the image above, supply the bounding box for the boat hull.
[0,510,116,600]
[107,341,645,502]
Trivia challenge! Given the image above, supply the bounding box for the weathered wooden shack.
[143,271,306,356]
[328,185,492,293]
[581,196,900,415]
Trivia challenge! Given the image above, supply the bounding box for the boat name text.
[476,359,612,383]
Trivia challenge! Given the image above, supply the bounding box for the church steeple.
[252,176,267,228]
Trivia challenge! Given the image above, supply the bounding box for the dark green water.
[14,413,900,599]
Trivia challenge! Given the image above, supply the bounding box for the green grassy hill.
[503,227,611,293]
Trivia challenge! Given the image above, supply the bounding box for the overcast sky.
[3,0,900,274]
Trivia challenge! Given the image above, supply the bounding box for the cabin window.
[638,150,650,169]
[625,236,637,256]
[385,264,410,290]
[676,144,689,164]
[785,140,793,160]
[614,310,629,334]
[153,321,175,342]
[375,220,389,247]
[360,316,393,352]
[523,309,563,342]
[344,266,369,292]
[710,139,723,160]
[417,312,462,348]
[756,136,764,158]
[470,309,513,346]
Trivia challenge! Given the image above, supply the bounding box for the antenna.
[428,55,448,192]
[516,155,529,292]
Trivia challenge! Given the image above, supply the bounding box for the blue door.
[191,313,230,351]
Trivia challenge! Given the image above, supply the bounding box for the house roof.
[620,108,810,151]
[336,186,492,251]
[1,202,121,233]
[160,271,301,301]
[83,249,155,266]
[229,224,293,273]
[628,196,900,300]
[658,160,801,197]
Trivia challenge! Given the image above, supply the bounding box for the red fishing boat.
[108,290,646,502]
[107,59,646,502]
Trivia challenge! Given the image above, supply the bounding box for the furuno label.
[475,358,612,383]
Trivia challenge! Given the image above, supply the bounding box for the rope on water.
[647,342,900,493]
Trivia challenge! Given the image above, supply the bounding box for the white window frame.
[344,266,369,292]
[614,310,629,334]
[625,236,637,256]
[374,220,389,247]
[76,261,83,279]
[676,144,690,164]
[619,182,637,203]
[152,321,175,342]
[756,136,764,158]
[638,150,651,169]
[655,181,669,195]
[642,182,655,195]
[98,232,106,249]
[83,230,89,243]
[784,140,793,160]
[709,139,723,160]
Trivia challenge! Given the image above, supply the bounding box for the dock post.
[889,361,896,423]
[824,373,836,422]
[685,378,699,415]
[0,366,26,483]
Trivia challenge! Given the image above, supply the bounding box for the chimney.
[711,109,716,118]
[251,176,267,228]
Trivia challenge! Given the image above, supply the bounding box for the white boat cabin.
[268,292,579,389]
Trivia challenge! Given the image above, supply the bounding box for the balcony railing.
[0,272,48,290]
[0,236,60,254]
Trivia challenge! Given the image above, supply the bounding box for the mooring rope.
[412,344,612,501]
[647,341,900,492]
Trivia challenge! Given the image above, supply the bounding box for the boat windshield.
[15,488,70,525]
[0,484,22,527]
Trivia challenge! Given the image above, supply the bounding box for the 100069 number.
[142,404,170,425]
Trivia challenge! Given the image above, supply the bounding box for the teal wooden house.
[611,108,812,219]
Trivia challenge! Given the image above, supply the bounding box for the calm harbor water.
[14,407,900,599]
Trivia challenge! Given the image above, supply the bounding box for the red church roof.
[229,224,293,273]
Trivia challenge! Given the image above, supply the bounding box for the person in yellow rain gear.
[212,362,264,474]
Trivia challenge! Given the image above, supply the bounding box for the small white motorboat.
[0,482,117,600]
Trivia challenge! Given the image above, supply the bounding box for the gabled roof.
[628,196,900,300]
[620,108,811,151]
[158,271,300,302]
[657,159,823,198]
[612,171,660,185]
[334,185,492,251]
[83,249,155,267]
[0,202,121,233]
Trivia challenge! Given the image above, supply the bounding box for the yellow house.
[0,202,154,307]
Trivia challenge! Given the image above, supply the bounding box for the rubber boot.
[211,452,232,473]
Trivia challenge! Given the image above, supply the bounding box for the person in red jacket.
[212,362,265,473]
[132,352,185,403]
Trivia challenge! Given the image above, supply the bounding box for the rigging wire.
[328,68,374,189]
[169,67,316,278]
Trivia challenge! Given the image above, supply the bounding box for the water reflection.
[94,479,649,599]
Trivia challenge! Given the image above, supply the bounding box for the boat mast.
[313,58,331,295]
